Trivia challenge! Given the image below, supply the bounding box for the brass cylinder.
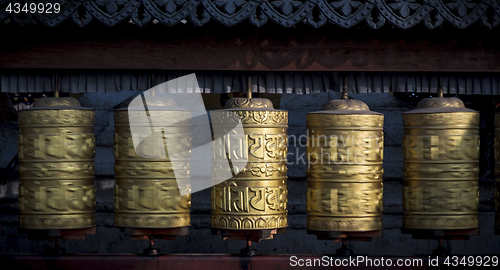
[403,96,479,230]
[210,97,288,230]
[113,97,191,228]
[306,98,384,232]
[18,97,96,229]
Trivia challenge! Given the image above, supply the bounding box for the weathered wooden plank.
[275,73,284,94]
[415,72,422,93]
[223,73,232,93]
[284,72,294,94]
[97,73,106,92]
[390,73,398,93]
[45,74,53,93]
[214,72,223,94]
[441,74,448,94]
[17,74,27,93]
[294,72,304,94]
[9,74,20,93]
[0,74,8,92]
[120,71,130,91]
[466,75,473,95]
[312,72,323,94]
[458,75,465,94]
[397,73,407,93]
[303,73,312,94]
[366,72,373,93]
[492,75,498,95]
[35,73,48,93]
[257,72,266,93]
[154,72,167,90]
[473,76,481,95]
[234,72,244,93]
[203,72,212,93]
[266,72,276,94]
[140,71,151,91]
[449,74,457,95]
[421,73,429,93]
[356,72,368,93]
[373,72,382,93]
[167,72,178,92]
[347,72,356,94]
[382,73,391,93]
[406,73,415,93]
[3,70,500,95]
[482,74,492,95]
[111,73,119,92]
[26,74,36,93]
[430,74,438,94]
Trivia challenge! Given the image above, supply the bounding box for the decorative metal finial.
[224,75,273,109]
[151,76,156,97]
[54,73,60,98]
[438,75,443,97]
[438,87,444,98]
[414,75,472,110]
[247,76,252,99]
[341,75,349,100]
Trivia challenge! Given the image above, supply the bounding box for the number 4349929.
[443,256,498,267]
[5,3,61,14]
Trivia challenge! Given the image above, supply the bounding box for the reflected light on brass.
[306,86,384,232]
[402,91,479,230]
[113,96,191,228]
[18,97,96,229]
[209,89,288,232]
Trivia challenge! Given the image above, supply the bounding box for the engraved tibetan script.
[115,183,189,211]
[212,181,287,212]
[404,186,478,212]
[19,183,95,212]
[308,187,382,214]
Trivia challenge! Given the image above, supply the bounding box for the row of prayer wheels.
[16,85,496,239]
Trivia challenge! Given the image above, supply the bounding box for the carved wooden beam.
[1,1,500,29]
[0,24,499,72]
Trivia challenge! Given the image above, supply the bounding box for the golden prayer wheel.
[306,90,384,232]
[113,96,191,228]
[495,113,500,233]
[402,91,479,230]
[210,91,288,232]
[18,97,96,229]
